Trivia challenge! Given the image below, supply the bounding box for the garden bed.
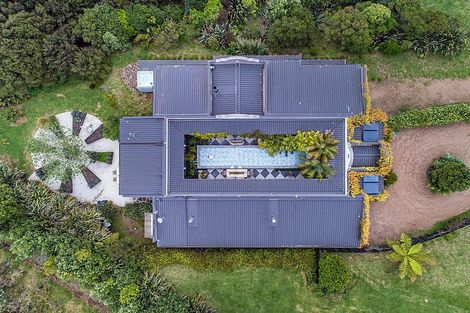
[81,167,101,189]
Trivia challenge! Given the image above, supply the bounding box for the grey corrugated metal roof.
[352,145,380,167]
[119,117,164,144]
[211,62,264,115]
[119,117,165,196]
[263,59,365,117]
[167,118,345,195]
[154,197,363,248]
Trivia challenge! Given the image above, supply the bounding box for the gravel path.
[369,123,470,244]
[370,78,470,114]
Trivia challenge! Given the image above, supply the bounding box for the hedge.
[388,103,470,131]
[317,253,351,293]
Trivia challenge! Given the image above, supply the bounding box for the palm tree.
[306,131,339,164]
[298,158,335,180]
[386,233,435,283]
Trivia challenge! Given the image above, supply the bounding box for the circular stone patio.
[29,112,132,206]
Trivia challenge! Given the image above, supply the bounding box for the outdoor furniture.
[228,138,245,145]
[362,175,380,195]
[362,123,380,142]
[224,168,248,178]
[59,178,73,194]
[81,167,101,188]
[71,111,87,135]
[85,124,104,144]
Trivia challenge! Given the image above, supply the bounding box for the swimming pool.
[197,145,304,169]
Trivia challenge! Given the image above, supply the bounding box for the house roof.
[119,56,368,248]
[153,197,363,248]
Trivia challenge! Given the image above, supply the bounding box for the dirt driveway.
[369,122,470,244]
[370,78,470,114]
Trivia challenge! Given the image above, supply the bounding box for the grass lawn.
[0,249,96,312]
[162,227,470,313]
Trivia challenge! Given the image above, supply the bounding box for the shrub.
[379,39,401,56]
[120,283,140,304]
[190,0,223,29]
[318,253,351,293]
[358,2,396,35]
[123,202,152,220]
[125,4,164,34]
[388,103,470,131]
[0,287,8,311]
[154,20,184,50]
[267,7,315,52]
[413,28,466,57]
[266,0,302,21]
[384,170,398,187]
[428,154,470,194]
[200,23,231,49]
[227,37,268,55]
[0,107,18,122]
[0,183,19,226]
[72,47,111,85]
[321,6,372,55]
[74,4,132,53]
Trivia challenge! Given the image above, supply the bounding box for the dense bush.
[200,22,231,49]
[321,6,372,54]
[267,7,315,52]
[266,0,302,21]
[358,2,396,35]
[0,287,8,312]
[154,20,184,50]
[123,202,152,220]
[190,0,223,29]
[318,253,351,293]
[0,183,19,226]
[125,4,164,34]
[0,107,19,123]
[74,4,132,54]
[413,28,466,57]
[428,154,470,194]
[388,103,470,131]
[72,47,111,85]
[384,170,398,187]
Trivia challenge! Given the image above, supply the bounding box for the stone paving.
[29,112,132,206]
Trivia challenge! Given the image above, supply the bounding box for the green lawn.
[0,249,97,312]
[162,228,470,313]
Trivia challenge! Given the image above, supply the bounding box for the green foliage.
[227,37,268,55]
[387,233,435,282]
[0,287,8,312]
[125,4,164,34]
[427,208,470,234]
[321,6,372,55]
[384,170,398,187]
[379,39,402,56]
[74,4,132,54]
[359,2,396,35]
[190,0,223,29]
[145,248,316,273]
[427,154,470,194]
[258,130,321,156]
[318,253,351,293]
[388,103,470,131]
[0,107,19,123]
[185,0,208,14]
[266,0,302,21]
[0,183,19,226]
[120,283,140,304]
[305,131,339,164]
[298,158,335,180]
[154,20,184,50]
[413,28,466,57]
[267,7,315,52]
[200,23,230,49]
[72,47,111,85]
[29,126,91,183]
[97,202,118,221]
[123,202,152,221]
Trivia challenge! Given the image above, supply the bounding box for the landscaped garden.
[1,0,470,311]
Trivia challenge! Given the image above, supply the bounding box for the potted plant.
[200,170,209,179]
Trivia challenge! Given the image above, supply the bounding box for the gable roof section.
[119,117,165,196]
[139,60,211,116]
[153,197,363,248]
[262,58,365,117]
[211,62,264,115]
[167,118,346,195]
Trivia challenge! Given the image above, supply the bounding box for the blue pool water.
[197,145,304,169]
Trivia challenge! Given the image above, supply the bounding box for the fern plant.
[298,158,335,180]
[386,233,435,283]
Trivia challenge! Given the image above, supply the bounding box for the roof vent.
[270,215,277,224]
[157,217,164,224]
[128,131,141,140]
[188,215,196,224]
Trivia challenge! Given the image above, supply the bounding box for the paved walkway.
[30,112,132,206]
